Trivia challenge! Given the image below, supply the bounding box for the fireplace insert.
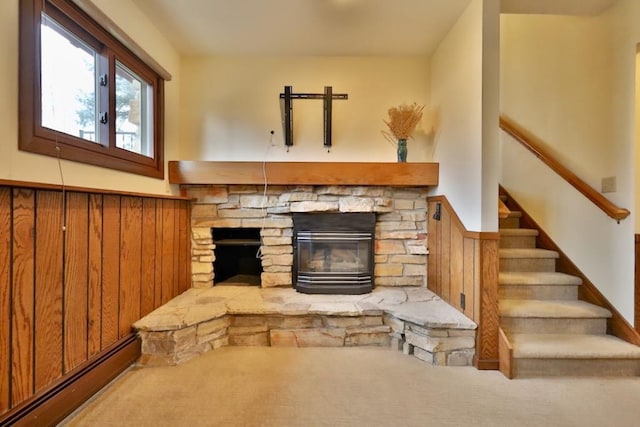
[293,213,375,294]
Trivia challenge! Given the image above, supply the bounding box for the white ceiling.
[132,0,472,56]
[131,0,618,56]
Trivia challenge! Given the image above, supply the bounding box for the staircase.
[498,196,640,378]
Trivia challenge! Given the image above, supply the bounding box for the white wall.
[0,0,16,179]
[605,0,640,233]
[500,9,636,322]
[481,0,501,231]
[501,14,613,189]
[178,56,432,163]
[607,0,640,322]
[636,51,640,229]
[0,0,181,195]
[430,0,499,232]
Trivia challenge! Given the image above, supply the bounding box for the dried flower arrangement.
[382,102,424,142]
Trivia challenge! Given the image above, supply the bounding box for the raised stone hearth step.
[499,228,538,249]
[500,299,611,334]
[508,333,640,377]
[269,325,392,347]
[134,286,477,367]
[499,248,559,272]
[499,272,581,300]
[499,211,522,229]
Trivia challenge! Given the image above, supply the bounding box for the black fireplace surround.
[293,213,375,295]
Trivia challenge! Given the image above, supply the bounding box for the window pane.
[116,62,153,157]
[21,1,165,178]
[41,14,99,143]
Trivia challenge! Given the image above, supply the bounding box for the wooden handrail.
[498,199,511,219]
[499,116,630,222]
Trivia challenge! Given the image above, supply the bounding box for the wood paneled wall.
[427,196,499,370]
[0,182,190,419]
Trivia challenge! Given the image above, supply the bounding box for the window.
[19,0,165,178]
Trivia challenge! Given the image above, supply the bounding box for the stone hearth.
[184,185,428,290]
[133,286,477,367]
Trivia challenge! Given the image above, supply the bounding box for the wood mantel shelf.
[168,161,439,186]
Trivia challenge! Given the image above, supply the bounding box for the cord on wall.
[49,75,67,233]
[256,130,276,259]
[261,131,276,218]
[45,37,67,233]
[55,144,67,232]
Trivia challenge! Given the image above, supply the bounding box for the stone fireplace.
[137,163,476,368]
[185,185,428,290]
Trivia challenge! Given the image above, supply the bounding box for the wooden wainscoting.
[427,196,500,370]
[0,181,191,425]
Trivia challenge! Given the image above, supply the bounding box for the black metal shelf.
[215,239,261,246]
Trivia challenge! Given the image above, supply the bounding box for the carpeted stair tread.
[499,228,538,237]
[509,333,640,359]
[497,192,636,377]
[500,299,612,319]
[500,248,559,259]
[499,272,582,286]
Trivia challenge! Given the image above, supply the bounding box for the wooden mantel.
[169,161,439,186]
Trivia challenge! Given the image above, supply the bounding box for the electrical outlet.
[601,176,616,193]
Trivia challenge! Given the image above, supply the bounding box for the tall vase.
[397,139,407,162]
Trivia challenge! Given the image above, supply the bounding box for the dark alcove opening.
[212,228,262,286]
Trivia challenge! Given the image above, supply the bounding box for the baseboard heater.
[0,334,140,426]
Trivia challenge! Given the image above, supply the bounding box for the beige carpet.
[61,347,640,427]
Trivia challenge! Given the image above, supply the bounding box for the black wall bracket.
[279,85,348,150]
[433,202,442,221]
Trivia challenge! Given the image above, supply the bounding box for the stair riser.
[499,217,520,229]
[499,236,536,249]
[500,317,607,334]
[512,358,640,378]
[499,285,578,300]
[500,258,556,272]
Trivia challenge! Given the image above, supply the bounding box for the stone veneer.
[134,287,477,367]
[183,185,429,289]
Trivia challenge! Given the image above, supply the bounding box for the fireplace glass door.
[298,230,370,273]
[293,213,374,294]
